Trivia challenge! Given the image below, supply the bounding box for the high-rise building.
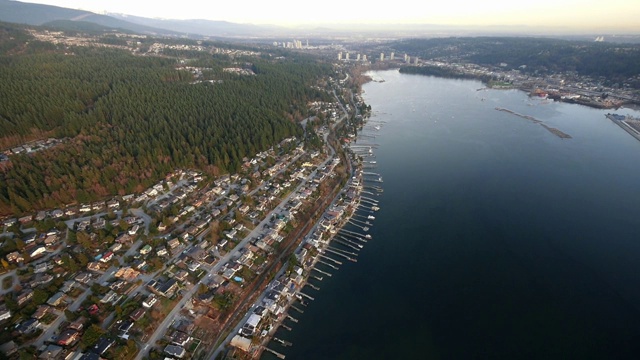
[346,52,350,61]
[363,55,367,62]
[380,53,384,61]
[356,54,361,61]
[338,52,342,61]
[414,56,420,65]
[390,52,395,60]
[404,54,408,62]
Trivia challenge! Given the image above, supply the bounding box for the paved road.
[129,208,152,236]
[137,153,337,359]
[208,91,352,359]
[33,265,117,347]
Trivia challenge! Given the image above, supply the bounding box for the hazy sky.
[21,0,640,31]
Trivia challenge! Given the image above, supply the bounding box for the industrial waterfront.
[263,70,640,359]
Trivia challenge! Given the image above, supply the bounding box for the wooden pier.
[298,291,315,301]
[263,347,286,359]
[273,337,293,347]
[312,267,332,277]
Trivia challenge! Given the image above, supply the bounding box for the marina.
[252,104,384,359]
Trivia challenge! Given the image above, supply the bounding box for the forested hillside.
[0,26,332,215]
[391,37,640,86]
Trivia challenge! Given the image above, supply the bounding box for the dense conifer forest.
[0,24,333,215]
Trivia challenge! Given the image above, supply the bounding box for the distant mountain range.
[1,0,639,41]
[0,0,281,37]
[108,13,282,37]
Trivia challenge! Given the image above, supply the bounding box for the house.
[0,341,18,358]
[60,280,75,293]
[16,291,33,307]
[100,291,117,304]
[67,317,86,331]
[32,305,50,320]
[118,320,133,333]
[56,329,80,346]
[164,345,186,359]
[24,233,37,244]
[34,262,49,274]
[79,352,100,360]
[92,217,106,230]
[142,294,158,308]
[230,335,251,352]
[92,337,115,356]
[156,247,168,257]
[152,278,178,298]
[36,211,47,221]
[106,199,120,209]
[51,209,64,218]
[18,215,33,224]
[128,224,140,235]
[29,245,47,258]
[100,252,114,263]
[47,292,65,307]
[87,262,102,272]
[0,307,11,321]
[91,202,105,211]
[139,244,152,255]
[170,331,190,347]
[129,308,145,322]
[134,260,146,270]
[110,280,126,292]
[87,304,99,316]
[38,344,63,359]
[17,319,39,334]
[75,273,92,284]
[6,251,24,263]
[167,238,180,249]
[175,270,189,282]
[115,233,133,244]
[110,243,122,252]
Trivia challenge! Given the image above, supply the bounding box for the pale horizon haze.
[18,0,640,32]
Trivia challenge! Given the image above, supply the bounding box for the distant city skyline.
[19,0,640,32]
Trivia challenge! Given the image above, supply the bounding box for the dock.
[324,248,357,263]
[298,291,315,301]
[273,337,293,347]
[332,238,362,250]
[312,267,332,277]
[286,314,298,323]
[306,283,320,290]
[263,347,286,359]
[328,245,358,257]
[319,254,342,264]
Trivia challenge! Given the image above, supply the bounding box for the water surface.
[264,70,640,359]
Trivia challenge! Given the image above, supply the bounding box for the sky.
[20,0,640,32]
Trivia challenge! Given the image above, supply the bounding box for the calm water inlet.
[263,70,640,360]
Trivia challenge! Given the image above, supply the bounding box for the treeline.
[391,37,640,86]
[0,29,333,215]
[399,65,493,82]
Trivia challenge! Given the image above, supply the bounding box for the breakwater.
[496,107,572,139]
